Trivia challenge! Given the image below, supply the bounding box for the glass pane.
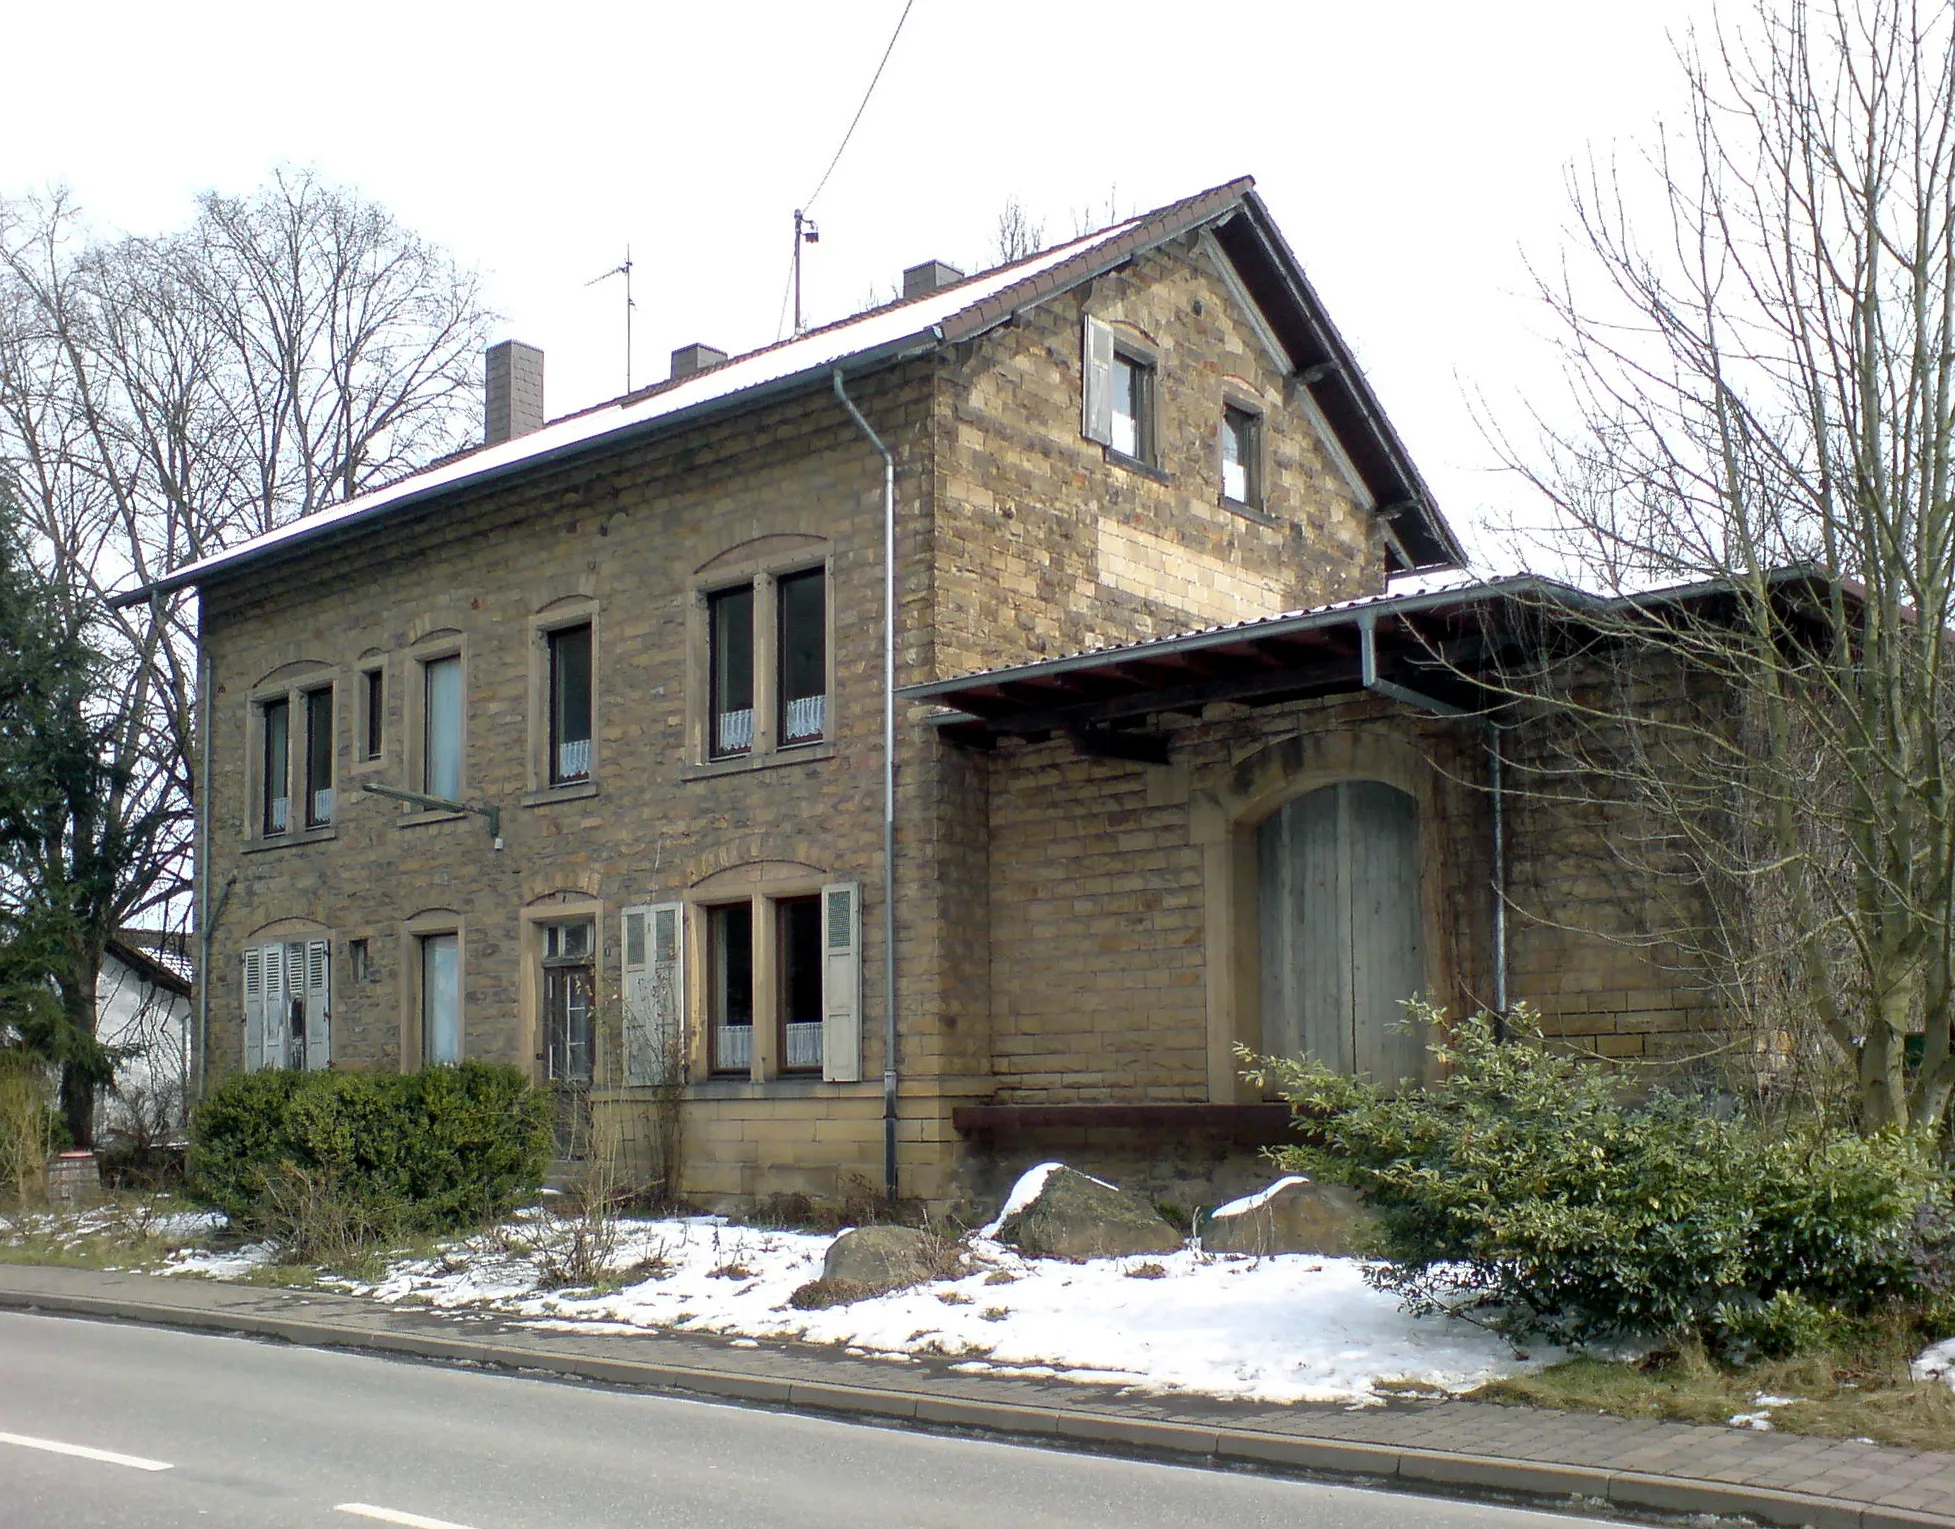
[711,586,754,756]
[778,570,826,743]
[424,656,463,799]
[1223,409,1249,503]
[780,897,823,1072]
[262,699,289,835]
[550,624,592,782]
[305,688,334,826]
[422,933,460,1065]
[1110,355,1139,458]
[364,670,383,759]
[711,902,753,1072]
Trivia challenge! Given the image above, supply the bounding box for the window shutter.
[1081,315,1115,445]
[261,943,287,1070]
[303,938,332,1071]
[821,882,861,1083]
[243,946,265,1073]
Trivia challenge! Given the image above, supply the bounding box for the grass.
[0,1193,206,1274]
[1472,1335,1955,1452]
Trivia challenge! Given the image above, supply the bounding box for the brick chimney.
[903,259,965,300]
[670,343,728,381]
[484,340,545,446]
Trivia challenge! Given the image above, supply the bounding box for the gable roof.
[111,176,1461,609]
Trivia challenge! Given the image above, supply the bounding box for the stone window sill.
[522,779,599,809]
[682,1075,872,1100]
[681,741,836,782]
[1221,495,1281,527]
[1107,449,1170,486]
[242,826,337,854]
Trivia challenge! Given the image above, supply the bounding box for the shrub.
[1249,1003,1947,1343]
[190,1061,551,1239]
[0,1052,62,1205]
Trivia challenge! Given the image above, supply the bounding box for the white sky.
[0,0,1712,563]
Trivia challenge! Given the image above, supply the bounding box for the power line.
[802,0,917,212]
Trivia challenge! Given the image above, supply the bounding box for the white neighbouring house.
[97,931,194,1139]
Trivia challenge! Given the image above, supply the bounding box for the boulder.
[993,1166,1182,1260]
[1199,1175,1371,1257]
[820,1224,951,1295]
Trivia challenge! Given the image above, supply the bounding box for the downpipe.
[1358,612,1508,1025]
[832,370,901,1201]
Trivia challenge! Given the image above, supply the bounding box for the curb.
[3,1285,1950,1529]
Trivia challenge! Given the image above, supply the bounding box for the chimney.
[669,343,728,381]
[484,340,545,446]
[902,259,965,300]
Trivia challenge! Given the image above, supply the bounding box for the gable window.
[541,920,594,1083]
[304,687,335,827]
[261,698,291,837]
[1110,350,1155,463]
[549,623,593,784]
[710,586,755,758]
[423,654,463,799]
[362,668,384,761]
[1222,405,1261,507]
[709,901,754,1073]
[421,931,460,1065]
[777,569,826,746]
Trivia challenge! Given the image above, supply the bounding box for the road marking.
[335,1505,483,1529]
[0,1430,173,1471]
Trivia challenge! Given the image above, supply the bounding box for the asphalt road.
[0,1310,1623,1529]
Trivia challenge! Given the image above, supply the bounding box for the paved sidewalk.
[1,1262,1950,1529]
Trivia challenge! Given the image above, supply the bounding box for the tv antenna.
[586,246,635,392]
[792,211,820,334]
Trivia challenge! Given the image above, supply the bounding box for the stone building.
[120,177,1702,1215]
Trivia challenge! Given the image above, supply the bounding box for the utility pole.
[586,247,635,393]
[792,211,820,334]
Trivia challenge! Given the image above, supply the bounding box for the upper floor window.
[423,654,463,799]
[777,569,827,746]
[1110,350,1155,464]
[710,585,756,759]
[1222,404,1261,508]
[304,687,335,828]
[549,623,593,784]
[261,697,291,836]
[362,668,384,761]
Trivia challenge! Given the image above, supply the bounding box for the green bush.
[1249,1004,1947,1344]
[190,1061,552,1237]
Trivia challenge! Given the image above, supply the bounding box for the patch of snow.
[339,1214,1557,1406]
[163,1241,274,1279]
[1751,1393,1801,1408]
[976,1162,1063,1238]
[1913,1338,1955,1385]
[1210,1176,1309,1220]
[1729,1411,1774,1430]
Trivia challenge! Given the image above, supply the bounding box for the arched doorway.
[1258,780,1426,1086]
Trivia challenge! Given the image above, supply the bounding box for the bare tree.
[0,170,491,1128]
[992,196,1047,265]
[1495,0,1955,1133]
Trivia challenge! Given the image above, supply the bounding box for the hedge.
[190,1061,552,1234]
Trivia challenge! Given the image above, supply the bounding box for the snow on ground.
[1914,1338,1955,1386]
[342,1211,1555,1405]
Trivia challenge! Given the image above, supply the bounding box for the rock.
[1198,1175,1371,1256]
[993,1166,1182,1259]
[820,1224,953,1295]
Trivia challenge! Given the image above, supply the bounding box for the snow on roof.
[122,217,1150,604]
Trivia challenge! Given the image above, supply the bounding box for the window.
[1223,405,1261,507]
[709,586,755,758]
[243,937,329,1072]
[549,624,593,784]
[348,938,372,984]
[304,687,334,827]
[1110,350,1155,464]
[777,570,826,746]
[541,920,594,1082]
[778,896,823,1071]
[709,902,754,1073]
[362,669,384,761]
[261,698,290,836]
[423,655,463,799]
[421,932,460,1065]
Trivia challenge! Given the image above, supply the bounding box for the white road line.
[335,1505,484,1529]
[0,1430,173,1471]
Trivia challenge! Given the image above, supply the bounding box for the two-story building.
[122,177,1707,1214]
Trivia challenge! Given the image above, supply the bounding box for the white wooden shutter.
[821,882,861,1083]
[260,943,287,1070]
[1081,315,1115,445]
[303,938,331,1071]
[243,945,265,1073]
[652,902,686,1084]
